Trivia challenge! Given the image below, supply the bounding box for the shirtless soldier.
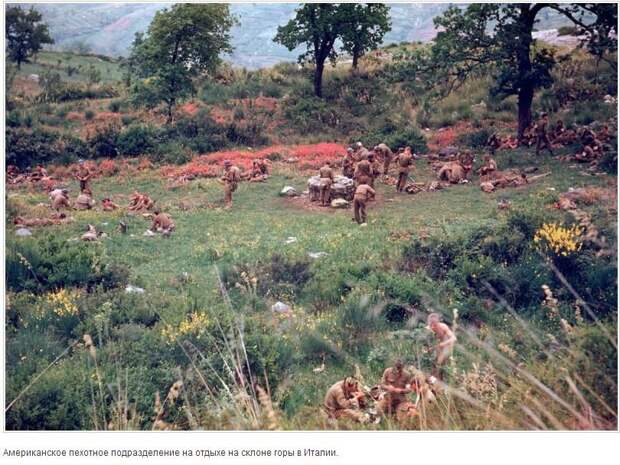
[353,183,376,225]
[323,377,367,423]
[535,113,554,156]
[377,359,418,421]
[318,161,335,207]
[395,147,414,193]
[427,313,457,380]
[221,160,241,209]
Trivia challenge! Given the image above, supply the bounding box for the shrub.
[84,110,95,120]
[117,124,158,156]
[6,128,62,168]
[149,142,192,165]
[88,125,120,158]
[7,111,21,127]
[6,235,130,293]
[457,128,492,149]
[358,118,428,153]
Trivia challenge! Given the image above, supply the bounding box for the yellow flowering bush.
[46,288,81,317]
[533,223,583,257]
[161,312,210,344]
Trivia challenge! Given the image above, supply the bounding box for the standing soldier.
[374,143,393,175]
[318,161,335,207]
[353,182,376,225]
[342,148,355,179]
[395,147,414,193]
[354,142,370,161]
[427,313,457,380]
[221,160,241,209]
[367,152,381,188]
[535,112,554,156]
[487,123,502,156]
[75,159,92,193]
[353,155,372,187]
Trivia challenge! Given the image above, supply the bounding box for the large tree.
[274,4,345,98]
[428,3,616,140]
[274,4,391,97]
[6,6,54,69]
[129,3,235,123]
[340,3,391,70]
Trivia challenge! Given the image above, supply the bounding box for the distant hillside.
[16,3,575,69]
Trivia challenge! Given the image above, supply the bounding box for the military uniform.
[354,159,371,187]
[323,380,365,422]
[76,166,92,192]
[535,117,553,156]
[75,193,95,210]
[222,165,241,208]
[151,212,175,233]
[395,151,414,192]
[377,367,417,419]
[318,164,335,206]
[342,153,355,179]
[353,184,375,224]
[375,143,393,174]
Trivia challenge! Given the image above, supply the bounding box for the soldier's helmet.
[223,160,232,166]
[355,141,363,149]
[347,147,354,154]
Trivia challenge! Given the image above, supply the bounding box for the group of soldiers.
[323,313,457,424]
[40,159,177,238]
[490,112,611,161]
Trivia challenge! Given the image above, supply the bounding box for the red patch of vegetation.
[160,143,347,180]
[179,102,200,117]
[94,111,121,122]
[99,159,117,177]
[66,112,83,122]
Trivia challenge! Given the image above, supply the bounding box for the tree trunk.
[352,53,358,70]
[517,85,534,141]
[516,5,535,142]
[314,59,324,98]
[166,98,175,124]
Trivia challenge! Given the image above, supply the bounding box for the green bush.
[117,124,158,156]
[84,110,95,120]
[6,235,130,293]
[457,128,492,149]
[88,125,120,158]
[149,142,192,165]
[7,110,21,127]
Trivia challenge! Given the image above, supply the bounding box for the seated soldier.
[377,359,418,421]
[150,209,175,235]
[597,124,611,143]
[477,154,498,177]
[81,224,100,241]
[75,189,95,210]
[323,377,367,423]
[50,189,71,211]
[552,120,566,142]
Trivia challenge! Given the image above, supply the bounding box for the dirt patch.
[283,191,387,214]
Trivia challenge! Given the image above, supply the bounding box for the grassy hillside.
[4,35,617,430]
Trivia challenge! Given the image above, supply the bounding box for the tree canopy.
[129,3,236,122]
[340,4,391,70]
[6,6,54,69]
[424,3,617,139]
[274,3,391,97]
